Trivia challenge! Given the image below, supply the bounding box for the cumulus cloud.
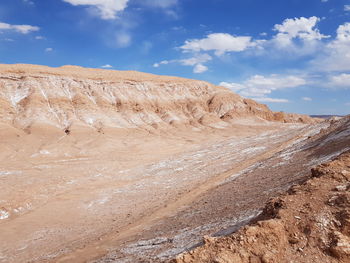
[62,0,129,20]
[345,5,350,11]
[272,16,329,48]
[180,33,255,56]
[0,22,39,34]
[156,16,330,73]
[45,47,53,52]
[312,23,350,71]
[155,16,345,76]
[220,74,305,102]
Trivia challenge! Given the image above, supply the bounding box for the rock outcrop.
[0,64,318,132]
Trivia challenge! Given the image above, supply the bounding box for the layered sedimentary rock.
[0,64,318,132]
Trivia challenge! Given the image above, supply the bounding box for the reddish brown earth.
[174,151,350,263]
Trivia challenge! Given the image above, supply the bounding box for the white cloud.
[329,73,350,88]
[179,53,212,66]
[243,74,306,93]
[153,54,212,73]
[193,64,208,74]
[101,64,113,68]
[115,31,131,47]
[252,97,289,103]
[302,97,312,101]
[35,36,45,40]
[220,75,305,100]
[180,33,255,56]
[155,16,332,74]
[153,60,169,68]
[312,23,350,71]
[273,16,329,48]
[62,0,129,20]
[345,5,350,11]
[321,0,328,2]
[220,82,246,93]
[155,16,347,77]
[0,22,39,34]
[157,16,331,74]
[45,47,53,52]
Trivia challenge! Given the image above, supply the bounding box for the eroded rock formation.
[0,64,319,132]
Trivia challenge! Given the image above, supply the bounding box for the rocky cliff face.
[0,64,318,132]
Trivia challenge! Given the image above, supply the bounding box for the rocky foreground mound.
[174,151,350,263]
[0,64,318,132]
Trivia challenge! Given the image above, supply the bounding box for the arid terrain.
[0,64,348,263]
[175,148,350,263]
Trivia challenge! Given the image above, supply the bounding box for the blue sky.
[1,0,350,115]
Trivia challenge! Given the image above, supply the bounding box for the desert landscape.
[0,64,349,263]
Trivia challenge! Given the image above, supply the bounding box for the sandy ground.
[90,121,333,263]
[0,120,312,263]
[0,64,329,263]
[88,117,350,263]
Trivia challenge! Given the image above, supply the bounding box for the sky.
[0,0,350,115]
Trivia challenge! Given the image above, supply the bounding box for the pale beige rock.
[0,64,318,132]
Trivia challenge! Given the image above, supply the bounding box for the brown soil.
[174,151,350,263]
